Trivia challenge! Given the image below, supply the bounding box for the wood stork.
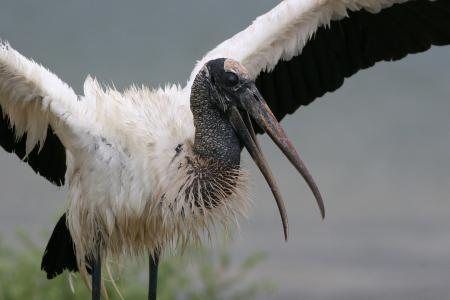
[1,0,449,299]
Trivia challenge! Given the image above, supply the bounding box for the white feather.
[0,42,83,153]
[187,0,411,87]
[0,42,249,267]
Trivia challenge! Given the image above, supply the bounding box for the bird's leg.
[148,252,160,300]
[91,252,101,300]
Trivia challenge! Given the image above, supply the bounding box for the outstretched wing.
[190,0,450,121]
[0,42,82,185]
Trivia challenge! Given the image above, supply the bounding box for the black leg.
[92,253,101,300]
[148,253,159,300]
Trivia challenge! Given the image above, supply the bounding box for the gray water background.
[0,1,449,299]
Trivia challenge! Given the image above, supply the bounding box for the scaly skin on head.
[190,63,242,167]
[188,61,249,212]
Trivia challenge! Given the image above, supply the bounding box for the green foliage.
[0,233,274,300]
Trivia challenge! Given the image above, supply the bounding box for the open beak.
[228,84,325,241]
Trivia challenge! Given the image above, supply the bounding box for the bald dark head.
[189,58,245,166]
[205,58,250,90]
[205,58,250,85]
[194,58,253,114]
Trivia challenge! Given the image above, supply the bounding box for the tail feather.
[41,213,79,279]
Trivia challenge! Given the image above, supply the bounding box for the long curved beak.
[228,84,325,240]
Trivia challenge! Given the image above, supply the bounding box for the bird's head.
[192,58,324,240]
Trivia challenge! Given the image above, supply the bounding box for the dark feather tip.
[41,213,79,279]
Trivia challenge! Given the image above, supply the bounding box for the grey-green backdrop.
[1,1,449,299]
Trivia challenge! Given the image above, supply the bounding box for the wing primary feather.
[0,111,66,186]
[252,0,450,122]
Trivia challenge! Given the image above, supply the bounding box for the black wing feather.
[255,0,450,122]
[41,214,78,279]
[41,213,92,279]
[0,107,66,186]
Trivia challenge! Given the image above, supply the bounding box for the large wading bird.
[1,0,450,299]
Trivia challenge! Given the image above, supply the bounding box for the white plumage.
[0,44,249,262]
[190,0,405,83]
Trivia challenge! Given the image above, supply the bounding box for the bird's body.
[64,81,249,262]
[1,0,450,297]
[0,49,249,264]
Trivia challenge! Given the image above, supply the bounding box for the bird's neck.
[190,73,241,168]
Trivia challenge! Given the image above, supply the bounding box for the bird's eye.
[224,72,239,87]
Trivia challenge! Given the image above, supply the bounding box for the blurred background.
[0,1,449,299]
